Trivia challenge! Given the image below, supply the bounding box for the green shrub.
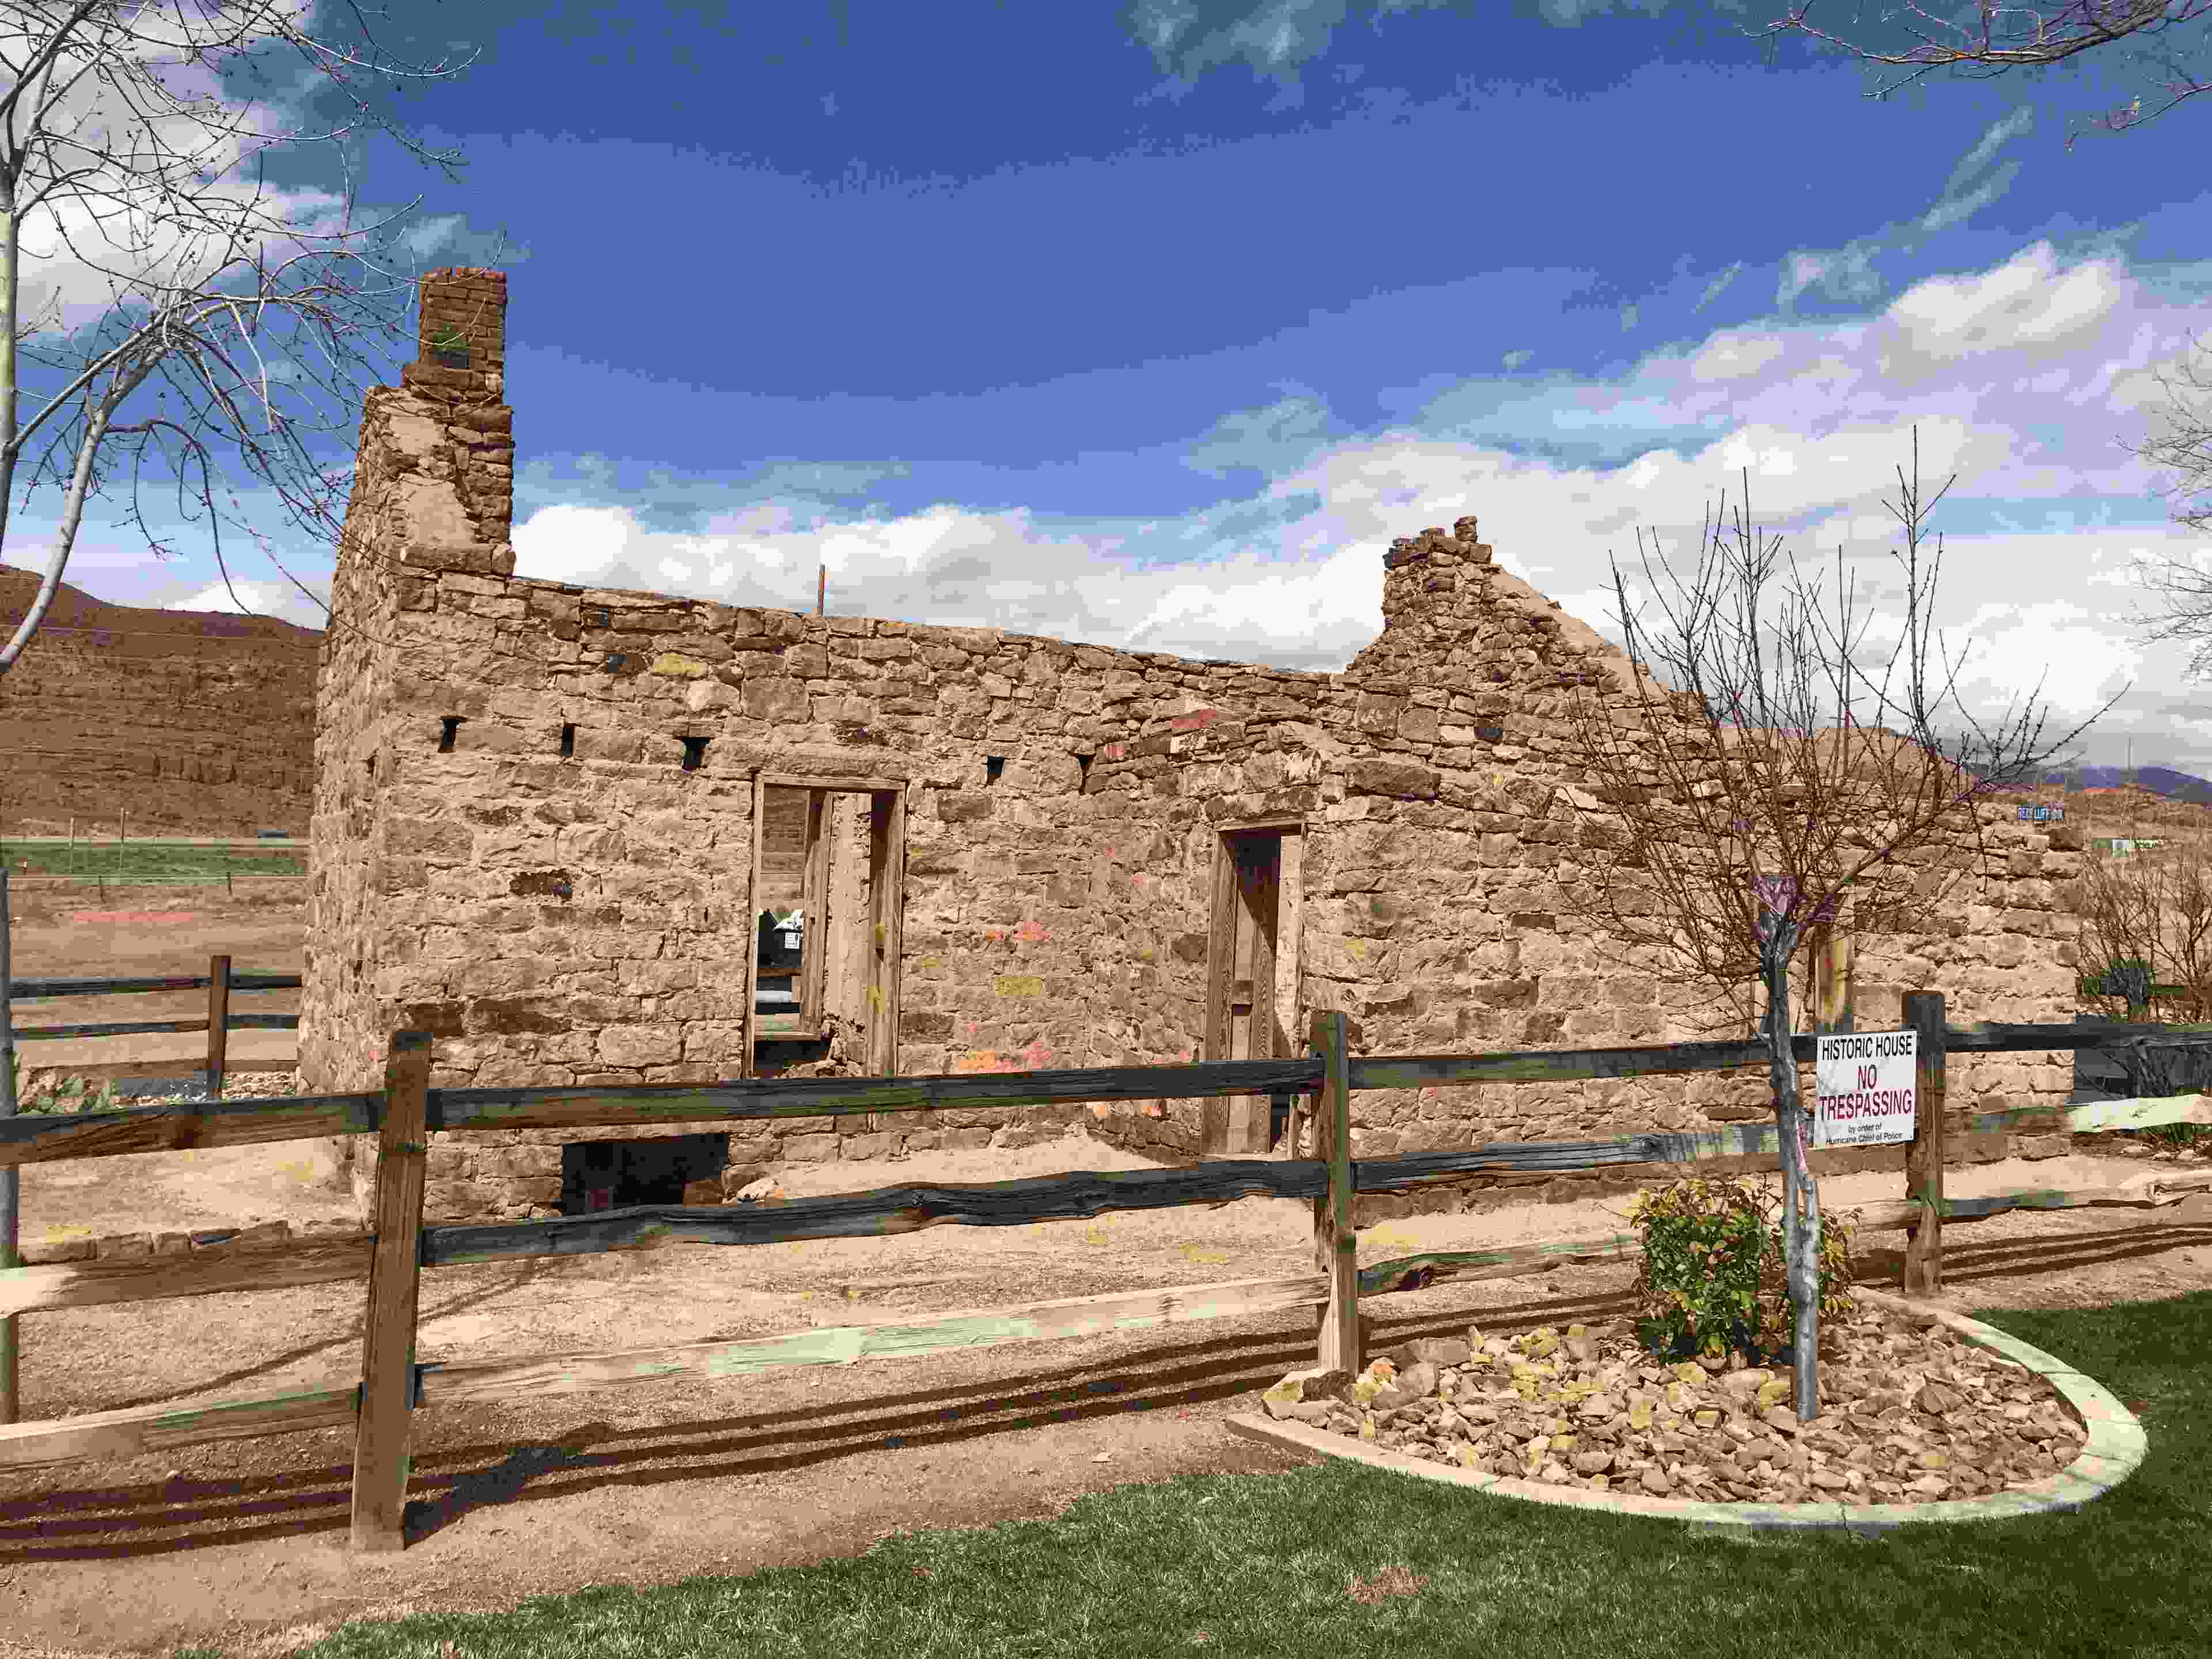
[1619,1171,1858,1365]
[6,1058,122,1116]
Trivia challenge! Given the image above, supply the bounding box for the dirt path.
[4,891,2211,1659]
[3,1128,2209,1659]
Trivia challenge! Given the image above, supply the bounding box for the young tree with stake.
[1551,428,2123,1419]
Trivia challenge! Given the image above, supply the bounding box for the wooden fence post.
[350,1029,433,1553]
[1903,991,1946,1297]
[1309,1009,1358,1373]
[206,955,230,1101]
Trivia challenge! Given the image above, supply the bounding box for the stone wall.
[1074,520,2091,1213]
[305,270,2099,1229]
[0,567,316,835]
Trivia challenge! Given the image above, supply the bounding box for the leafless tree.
[1551,426,2123,1420]
[2114,328,2212,676]
[2065,842,2212,1094]
[1746,1,2211,151]
[0,0,488,677]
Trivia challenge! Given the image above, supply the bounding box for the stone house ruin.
[301,268,2094,1228]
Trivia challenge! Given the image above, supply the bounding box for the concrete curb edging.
[1223,1286,2147,1536]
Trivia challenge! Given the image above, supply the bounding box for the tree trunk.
[1764,949,1821,1421]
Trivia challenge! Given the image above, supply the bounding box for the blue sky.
[15,1,2212,775]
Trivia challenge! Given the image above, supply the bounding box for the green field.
[0,837,306,881]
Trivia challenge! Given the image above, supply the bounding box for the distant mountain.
[2038,764,2212,807]
[0,562,316,837]
[0,562,320,642]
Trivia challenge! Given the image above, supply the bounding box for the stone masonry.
[301,270,2096,1228]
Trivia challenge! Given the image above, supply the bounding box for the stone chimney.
[357,266,516,579]
[411,265,507,396]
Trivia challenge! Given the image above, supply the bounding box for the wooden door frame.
[866,788,908,1077]
[741,775,766,1078]
[744,774,907,1080]
[1202,820,1304,1154]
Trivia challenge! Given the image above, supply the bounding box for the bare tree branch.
[1744,1,2212,150]
[0,0,493,675]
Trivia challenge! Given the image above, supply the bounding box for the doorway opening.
[747,777,907,1078]
[1202,820,1304,1156]
[561,1133,729,1214]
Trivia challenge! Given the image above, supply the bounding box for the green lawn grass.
[176,1288,2209,1659]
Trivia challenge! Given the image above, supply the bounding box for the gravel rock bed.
[1259,1295,2092,1506]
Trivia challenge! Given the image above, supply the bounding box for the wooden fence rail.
[3,956,807,1092]
[1,1016,2203,1166]
[1,1001,2209,1548]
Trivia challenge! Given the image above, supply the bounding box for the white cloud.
[165,577,324,628]
[1687,331,1786,382]
[2,6,360,340]
[512,503,649,585]
[1941,599,2142,726]
[508,491,1391,671]
[401,215,466,260]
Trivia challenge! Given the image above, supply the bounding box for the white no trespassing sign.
[1813,1029,1918,1147]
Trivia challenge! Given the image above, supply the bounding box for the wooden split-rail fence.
[0,994,2209,1551]
[3,953,818,1094]
[8,957,300,1097]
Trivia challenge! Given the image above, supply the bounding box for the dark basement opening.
[560,722,575,759]
[438,715,461,753]
[681,734,708,771]
[985,755,1005,784]
[562,1135,730,1214]
[1075,753,1093,787]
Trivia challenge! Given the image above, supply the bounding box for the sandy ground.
[4,883,305,1082]
[3,887,2211,1659]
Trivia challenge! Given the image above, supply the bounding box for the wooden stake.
[206,955,230,1101]
[1310,1009,1358,1373]
[1811,911,1855,1037]
[1904,991,1947,1297]
[349,1029,433,1553]
[817,564,825,618]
